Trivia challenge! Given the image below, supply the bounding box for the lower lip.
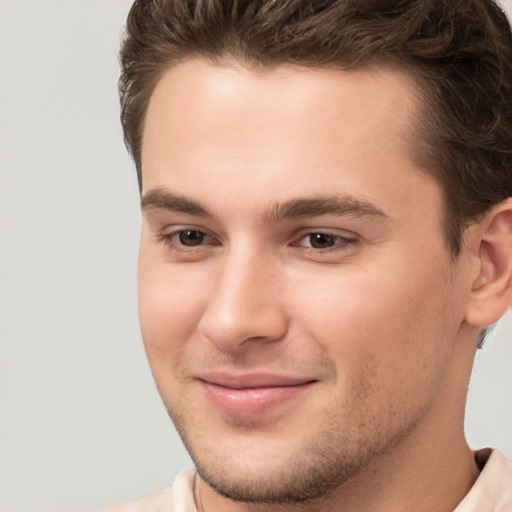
[202,381,314,417]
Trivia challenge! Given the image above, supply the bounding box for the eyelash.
[291,232,358,253]
[157,228,219,253]
[156,228,358,255]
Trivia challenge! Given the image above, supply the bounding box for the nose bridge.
[197,240,287,350]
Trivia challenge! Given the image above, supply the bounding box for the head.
[119,0,512,507]
[120,0,512,256]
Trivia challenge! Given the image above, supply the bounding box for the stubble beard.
[164,389,423,506]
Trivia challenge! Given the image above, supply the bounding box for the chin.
[179,420,380,505]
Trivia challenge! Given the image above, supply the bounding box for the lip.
[199,372,317,417]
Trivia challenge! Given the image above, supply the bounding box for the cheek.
[290,275,455,440]
[137,252,208,363]
[288,257,457,385]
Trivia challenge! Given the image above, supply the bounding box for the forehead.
[141,59,427,217]
[144,59,419,155]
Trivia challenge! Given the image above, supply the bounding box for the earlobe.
[465,198,512,328]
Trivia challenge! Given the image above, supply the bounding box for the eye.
[157,227,217,253]
[305,233,339,249]
[293,231,357,252]
[177,229,208,246]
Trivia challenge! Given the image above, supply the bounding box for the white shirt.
[101,450,512,511]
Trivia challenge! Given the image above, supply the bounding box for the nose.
[197,247,288,351]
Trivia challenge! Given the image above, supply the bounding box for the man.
[106,0,512,510]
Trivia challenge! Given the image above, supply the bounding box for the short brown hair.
[119,0,512,255]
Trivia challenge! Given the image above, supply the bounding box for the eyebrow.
[141,188,214,218]
[141,188,388,222]
[266,196,388,222]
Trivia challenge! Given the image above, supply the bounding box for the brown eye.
[308,233,338,249]
[178,230,206,246]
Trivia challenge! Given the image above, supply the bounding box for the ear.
[465,198,512,328]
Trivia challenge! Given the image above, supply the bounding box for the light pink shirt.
[102,450,512,511]
[454,450,512,511]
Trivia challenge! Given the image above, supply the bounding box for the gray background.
[0,1,511,510]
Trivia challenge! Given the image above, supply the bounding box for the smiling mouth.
[199,373,317,417]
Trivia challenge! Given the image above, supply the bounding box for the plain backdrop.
[1,1,511,510]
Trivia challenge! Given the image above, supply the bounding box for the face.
[138,59,474,504]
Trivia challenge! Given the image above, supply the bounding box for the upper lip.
[199,372,317,389]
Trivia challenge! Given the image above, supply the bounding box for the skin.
[138,59,487,511]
